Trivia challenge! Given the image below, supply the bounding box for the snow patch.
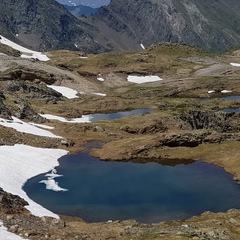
[0,144,68,218]
[47,85,79,99]
[29,122,55,130]
[0,35,49,61]
[39,169,68,192]
[230,63,240,67]
[0,221,28,240]
[0,117,62,138]
[93,93,107,96]
[140,43,145,50]
[208,90,215,94]
[221,90,232,93]
[127,75,162,84]
[40,114,92,123]
[97,77,105,82]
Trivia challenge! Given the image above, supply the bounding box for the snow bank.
[0,35,49,61]
[0,117,62,138]
[208,90,232,94]
[0,144,68,218]
[93,93,107,96]
[127,75,162,84]
[221,90,232,93]
[230,63,240,67]
[29,122,55,130]
[40,114,92,123]
[47,85,79,99]
[208,90,215,94]
[97,77,105,82]
[0,221,29,240]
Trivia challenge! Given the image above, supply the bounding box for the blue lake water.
[222,108,240,113]
[221,96,240,100]
[201,95,240,102]
[89,108,151,122]
[24,152,240,223]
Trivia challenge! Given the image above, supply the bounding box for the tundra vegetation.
[1,42,240,239]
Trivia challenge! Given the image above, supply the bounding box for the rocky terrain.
[1,0,240,53]
[91,0,240,53]
[0,0,105,52]
[64,4,99,17]
[1,42,240,239]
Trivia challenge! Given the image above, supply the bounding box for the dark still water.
[23,152,240,223]
[89,108,151,122]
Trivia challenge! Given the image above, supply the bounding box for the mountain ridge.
[90,0,240,53]
[0,0,106,52]
[1,0,240,53]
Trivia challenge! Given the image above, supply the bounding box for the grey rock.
[229,218,239,225]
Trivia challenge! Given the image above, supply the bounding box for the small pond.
[88,108,151,122]
[24,151,240,223]
[201,95,240,102]
[222,108,240,113]
[221,96,240,101]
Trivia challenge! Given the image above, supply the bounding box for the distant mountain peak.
[0,0,107,52]
[90,0,240,53]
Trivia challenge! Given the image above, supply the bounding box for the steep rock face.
[92,0,240,53]
[0,0,106,52]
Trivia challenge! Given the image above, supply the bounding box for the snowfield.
[0,117,62,138]
[230,62,240,67]
[93,92,107,96]
[40,114,92,123]
[0,144,68,218]
[0,35,49,61]
[127,75,162,84]
[47,85,79,99]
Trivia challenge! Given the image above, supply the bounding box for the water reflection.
[89,108,151,122]
[24,151,240,223]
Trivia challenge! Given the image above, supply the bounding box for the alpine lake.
[23,108,240,223]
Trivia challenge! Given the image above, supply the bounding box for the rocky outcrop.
[0,99,12,119]
[2,68,58,85]
[8,81,63,102]
[0,188,28,214]
[0,44,21,57]
[0,94,48,123]
[120,120,167,134]
[13,103,47,123]
[179,110,235,132]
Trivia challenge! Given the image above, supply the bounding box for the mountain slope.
[0,0,105,52]
[56,0,110,8]
[91,0,240,53]
[64,4,99,17]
